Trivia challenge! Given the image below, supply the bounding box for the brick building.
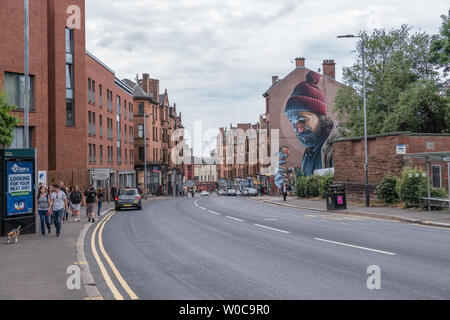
[123,74,185,196]
[333,132,450,201]
[0,0,135,189]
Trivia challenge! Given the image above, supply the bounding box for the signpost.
[445,157,450,212]
[91,169,110,203]
[396,144,406,155]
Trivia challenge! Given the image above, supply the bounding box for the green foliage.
[319,173,334,198]
[396,167,428,207]
[375,175,399,203]
[0,89,20,147]
[296,173,334,198]
[334,24,450,136]
[429,12,450,76]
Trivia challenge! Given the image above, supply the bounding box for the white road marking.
[264,219,279,221]
[208,210,221,216]
[314,238,397,256]
[226,216,244,222]
[254,224,290,234]
[199,207,206,210]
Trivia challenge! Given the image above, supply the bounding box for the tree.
[0,88,21,148]
[334,24,450,136]
[429,12,450,77]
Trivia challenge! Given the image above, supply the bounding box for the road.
[85,196,450,300]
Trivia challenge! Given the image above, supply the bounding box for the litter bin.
[325,184,347,210]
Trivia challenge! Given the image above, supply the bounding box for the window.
[130,127,133,144]
[10,127,32,148]
[99,85,102,107]
[125,148,128,164]
[116,96,121,116]
[117,144,121,165]
[138,102,144,116]
[432,165,442,188]
[88,111,92,135]
[124,124,127,144]
[100,145,103,163]
[139,147,144,161]
[117,121,121,141]
[89,144,92,163]
[4,72,35,111]
[124,99,127,119]
[65,27,74,125]
[92,112,96,136]
[93,144,96,162]
[111,147,113,164]
[138,124,144,138]
[92,80,96,104]
[88,78,91,103]
[129,103,133,120]
[130,149,133,163]
[99,115,103,137]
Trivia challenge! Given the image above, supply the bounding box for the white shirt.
[51,191,67,211]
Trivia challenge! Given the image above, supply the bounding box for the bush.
[396,167,428,207]
[296,173,334,198]
[319,173,334,198]
[375,175,399,203]
[418,184,448,209]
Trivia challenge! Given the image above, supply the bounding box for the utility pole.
[337,33,370,207]
[24,0,30,148]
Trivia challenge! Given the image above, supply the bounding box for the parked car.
[115,188,142,211]
[236,190,242,196]
[227,189,237,196]
[218,189,226,196]
[246,188,258,196]
[200,191,210,196]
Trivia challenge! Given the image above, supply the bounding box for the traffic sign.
[91,169,109,181]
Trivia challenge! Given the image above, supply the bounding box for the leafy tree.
[0,88,21,147]
[429,12,450,77]
[334,24,450,136]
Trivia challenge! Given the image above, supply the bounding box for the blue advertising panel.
[6,160,34,217]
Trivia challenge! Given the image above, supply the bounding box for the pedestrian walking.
[111,185,118,201]
[84,186,98,223]
[97,188,105,217]
[51,184,68,237]
[67,186,74,217]
[59,181,68,221]
[35,186,52,236]
[281,183,288,202]
[70,185,82,222]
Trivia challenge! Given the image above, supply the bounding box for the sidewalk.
[0,197,166,300]
[251,196,450,229]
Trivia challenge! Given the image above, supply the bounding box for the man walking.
[70,185,82,222]
[59,181,68,221]
[281,183,288,202]
[51,184,68,237]
[84,185,98,223]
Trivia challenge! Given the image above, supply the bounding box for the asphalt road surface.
[85,195,450,300]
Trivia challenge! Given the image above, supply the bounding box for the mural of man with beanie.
[275,71,344,188]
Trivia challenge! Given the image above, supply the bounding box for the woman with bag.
[70,185,82,222]
[35,186,53,236]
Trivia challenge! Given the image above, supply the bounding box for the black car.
[115,188,142,211]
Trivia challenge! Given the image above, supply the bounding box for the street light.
[24,0,30,148]
[337,33,370,207]
[143,112,153,200]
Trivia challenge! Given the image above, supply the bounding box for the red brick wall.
[0,0,49,171]
[334,134,450,200]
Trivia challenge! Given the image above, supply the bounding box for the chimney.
[149,78,160,102]
[295,57,305,67]
[142,73,150,93]
[272,76,279,84]
[322,59,336,79]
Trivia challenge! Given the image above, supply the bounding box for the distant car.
[246,188,258,196]
[218,190,226,196]
[236,190,242,196]
[227,189,237,196]
[200,191,210,196]
[115,188,142,211]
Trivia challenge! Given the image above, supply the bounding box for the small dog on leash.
[7,226,21,244]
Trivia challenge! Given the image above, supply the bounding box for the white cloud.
[85,0,449,144]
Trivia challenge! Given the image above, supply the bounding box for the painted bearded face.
[286,110,326,148]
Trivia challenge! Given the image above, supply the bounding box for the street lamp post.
[338,33,370,207]
[143,112,153,200]
[24,0,30,148]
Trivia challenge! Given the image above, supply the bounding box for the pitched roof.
[121,78,155,101]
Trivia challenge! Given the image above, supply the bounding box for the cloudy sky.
[85,0,448,151]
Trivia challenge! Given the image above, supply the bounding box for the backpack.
[70,191,82,204]
[86,191,96,204]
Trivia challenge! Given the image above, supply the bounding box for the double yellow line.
[90,210,139,300]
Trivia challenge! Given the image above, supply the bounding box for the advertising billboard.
[6,160,34,217]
